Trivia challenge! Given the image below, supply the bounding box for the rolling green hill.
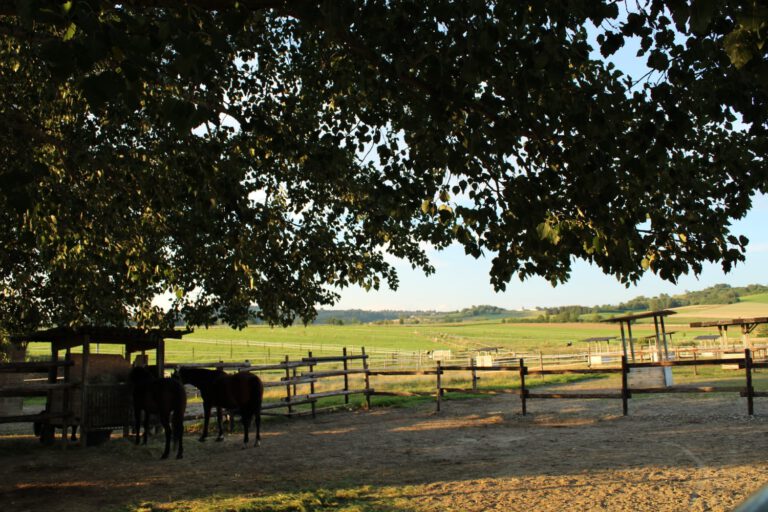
[740,293,768,304]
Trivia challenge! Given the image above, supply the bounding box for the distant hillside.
[311,305,533,325]
[536,283,768,323]
[311,309,434,325]
[246,283,768,326]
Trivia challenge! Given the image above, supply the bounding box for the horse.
[129,365,187,459]
[176,367,263,447]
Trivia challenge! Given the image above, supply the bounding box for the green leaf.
[63,23,77,41]
[690,0,716,34]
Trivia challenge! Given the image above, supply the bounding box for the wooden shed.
[2,326,188,445]
[602,310,677,387]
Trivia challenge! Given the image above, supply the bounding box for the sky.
[330,193,768,311]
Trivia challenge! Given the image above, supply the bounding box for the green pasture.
[741,293,768,304]
[25,320,728,366]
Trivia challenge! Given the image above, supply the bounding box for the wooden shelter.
[602,310,677,362]
[580,337,616,367]
[3,326,188,445]
[689,317,768,351]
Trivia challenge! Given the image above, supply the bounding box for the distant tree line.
[242,283,767,326]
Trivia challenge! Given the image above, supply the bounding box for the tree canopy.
[0,1,766,330]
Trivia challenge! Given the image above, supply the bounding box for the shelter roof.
[642,331,677,340]
[580,337,616,342]
[10,326,191,351]
[689,317,768,328]
[601,310,677,323]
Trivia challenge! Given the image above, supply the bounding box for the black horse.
[129,365,187,459]
[176,367,263,447]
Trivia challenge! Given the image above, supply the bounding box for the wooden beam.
[0,383,78,397]
[632,386,744,394]
[527,392,623,399]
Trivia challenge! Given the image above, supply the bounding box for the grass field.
[741,292,768,304]
[25,319,732,369]
[670,301,768,321]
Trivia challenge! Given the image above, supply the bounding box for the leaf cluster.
[0,1,765,330]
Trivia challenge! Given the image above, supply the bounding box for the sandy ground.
[2,379,768,511]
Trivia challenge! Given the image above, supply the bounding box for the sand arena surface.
[2,381,768,511]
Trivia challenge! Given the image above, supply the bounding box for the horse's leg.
[143,411,150,445]
[200,401,211,442]
[134,407,142,445]
[160,413,171,459]
[215,406,224,441]
[241,410,251,447]
[174,410,184,459]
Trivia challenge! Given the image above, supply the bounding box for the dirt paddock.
[2,381,768,511]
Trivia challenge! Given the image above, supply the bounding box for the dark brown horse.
[129,365,186,459]
[176,367,263,447]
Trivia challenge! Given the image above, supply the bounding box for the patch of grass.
[130,487,404,512]
[741,293,768,304]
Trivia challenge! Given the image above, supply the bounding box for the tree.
[0,1,766,330]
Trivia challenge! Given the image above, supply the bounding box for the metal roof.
[601,310,677,323]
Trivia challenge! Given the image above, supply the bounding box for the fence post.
[693,349,698,376]
[746,348,754,416]
[308,351,316,418]
[362,347,371,410]
[519,358,527,416]
[284,355,293,417]
[343,347,350,405]
[539,350,544,371]
[471,360,478,392]
[436,361,442,412]
[621,355,629,416]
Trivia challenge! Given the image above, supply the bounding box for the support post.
[156,338,165,377]
[342,347,350,405]
[436,361,442,412]
[308,351,316,418]
[746,348,754,416]
[620,323,627,361]
[62,348,72,441]
[693,349,698,376]
[626,322,635,362]
[538,350,544,371]
[283,355,293,417]
[79,335,90,447]
[621,355,629,416]
[660,315,669,360]
[362,347,371,410]
[471,360,478,391]
[519,358,527,416]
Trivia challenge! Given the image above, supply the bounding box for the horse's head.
[129,365,154,384]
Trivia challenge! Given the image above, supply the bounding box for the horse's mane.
[178,367,225,388]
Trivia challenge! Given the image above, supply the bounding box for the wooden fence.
[3,346,764,443]
[168,347,372,419]
[377,348,763,416]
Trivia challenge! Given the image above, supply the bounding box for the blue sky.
[331,193,767,311]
